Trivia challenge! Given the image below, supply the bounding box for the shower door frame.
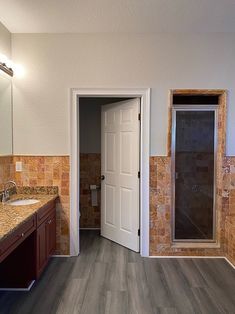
[171,104,218,243]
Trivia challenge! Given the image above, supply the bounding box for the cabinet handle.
[21,233,24,237]
[48,219,52,224]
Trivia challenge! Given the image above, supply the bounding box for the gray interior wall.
[79,97,130,154]
[79,101,101,154]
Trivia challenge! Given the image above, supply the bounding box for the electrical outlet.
[15,161,23,172]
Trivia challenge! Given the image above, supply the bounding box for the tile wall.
[0,156,14,190]
[150,156,221,256]
[0,156,70,255]
[80,153,101,228]
[222,157,235,265]
[0,154,234,263]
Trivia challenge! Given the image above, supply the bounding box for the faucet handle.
[2,192,8,203]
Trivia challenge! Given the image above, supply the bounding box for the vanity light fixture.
[0,61,13,77]
[0,54,14,76]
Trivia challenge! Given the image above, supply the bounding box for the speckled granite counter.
[0,194,58,242]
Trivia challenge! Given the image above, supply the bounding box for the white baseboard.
[148,255,235,269]
[51,253,235,269]
[148,255,224,259]
[224,257,235,269]
[0,280,35,291]
[52,255,71,257]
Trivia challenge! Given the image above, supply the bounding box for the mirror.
[0,72,12,155]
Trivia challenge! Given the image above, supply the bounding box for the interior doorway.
[70,88,150,257]
[79,97,141,251]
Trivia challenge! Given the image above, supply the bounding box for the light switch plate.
[15,161,23,172]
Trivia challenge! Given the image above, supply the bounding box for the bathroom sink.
[8,199,40,206]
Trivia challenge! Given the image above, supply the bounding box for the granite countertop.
[0,193,58,243]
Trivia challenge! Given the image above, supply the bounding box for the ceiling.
[0,0,235,33]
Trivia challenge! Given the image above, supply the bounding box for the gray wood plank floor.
[0,230,235,314]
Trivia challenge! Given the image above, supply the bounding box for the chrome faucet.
[2,181,17,203]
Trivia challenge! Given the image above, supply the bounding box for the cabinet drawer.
[36,200,55,227]
[0,215,36,263]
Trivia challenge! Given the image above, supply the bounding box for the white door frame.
[70,88,150,257]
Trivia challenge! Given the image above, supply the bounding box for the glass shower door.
[173,108,216,241]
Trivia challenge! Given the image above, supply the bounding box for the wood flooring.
[0,230,235,314]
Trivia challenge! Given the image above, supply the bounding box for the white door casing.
[101,98,140,251]
[70,88,150,257]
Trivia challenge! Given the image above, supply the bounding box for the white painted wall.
[11,33,235,156]
[0,22,11,58]
[0,72,12,155]
[0,22,12,156]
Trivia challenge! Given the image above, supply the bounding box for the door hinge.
[138,113,141,121]
[138,229,140,236]
[138,171,140,178]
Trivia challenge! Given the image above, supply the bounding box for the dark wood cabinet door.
[36,222,48,278]
[46,213,56,257]
[36,203,56,278]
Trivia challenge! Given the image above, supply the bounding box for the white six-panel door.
[101,98,140,252]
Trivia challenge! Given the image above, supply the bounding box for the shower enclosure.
[172,105,217,242]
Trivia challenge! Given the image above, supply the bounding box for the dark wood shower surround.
[0,199,56,289]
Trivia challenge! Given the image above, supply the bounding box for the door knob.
[101,175,105,181]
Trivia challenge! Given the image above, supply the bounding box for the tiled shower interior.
[175,111,215,240]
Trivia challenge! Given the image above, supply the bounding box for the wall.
[0,156,14,190]
[79,100,101,228]
[79,101,101,154]
[223,157,235,266]
[0,155,70,254]
[12,156,70,254]
[11,33,235,156]
[0,73,13,155]
[0,22,11,58]
[0,23,12,189]
[80,153,101,228]
[0,22,12,173]
[2,32,234,260]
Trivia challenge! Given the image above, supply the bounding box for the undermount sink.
[8,199,40,206]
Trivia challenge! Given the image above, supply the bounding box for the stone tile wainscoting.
[150,156,235,265]
[0,154,234,264]
[150,156,221,257]
[0,156,14,190]
[223,157,235,265]
[0,156,70,255]
[80,153,101,229]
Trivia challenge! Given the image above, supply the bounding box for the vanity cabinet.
[0,215,36,263]
[36,201,56,278]
[0,198,57,288]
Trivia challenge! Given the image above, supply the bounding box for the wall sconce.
[0,61,13,77]
[0,54,14,77]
